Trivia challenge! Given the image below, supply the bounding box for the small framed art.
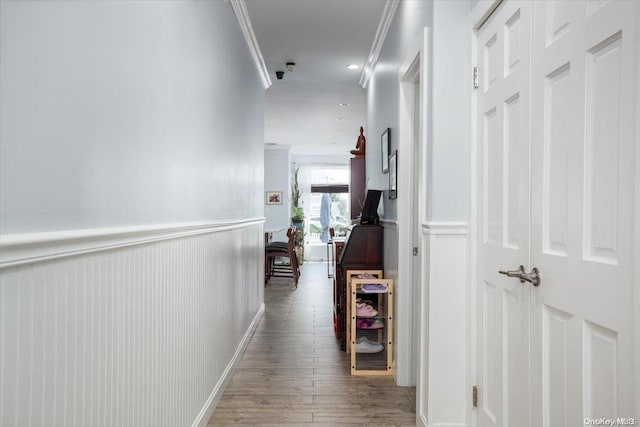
[381,128,390,173]
[388,151,397,199]
[266,191,283,205]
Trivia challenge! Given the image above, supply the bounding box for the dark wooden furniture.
[350,127,367,220]
[331,236,345,336]
[265,227,300,287]
[350,157,366,219]
[333,224,383,350]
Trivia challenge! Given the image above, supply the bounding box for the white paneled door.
[477,2,533,426]
[530,1,638,426]
[476,1,638,426]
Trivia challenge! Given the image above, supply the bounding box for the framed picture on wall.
[389,151,397,199]
[266,191,283,205]
[381,128,390,173]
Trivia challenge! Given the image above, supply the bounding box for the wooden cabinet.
[333,224,383,350]
[350,157,365,220]
[330,237,345,339]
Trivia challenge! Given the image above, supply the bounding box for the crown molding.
[359,0,400,89]
[230,0,272,89]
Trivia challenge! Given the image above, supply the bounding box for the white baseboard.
[192,303,265,427]
[427,423,469,427]
[418,411,469,427]
[418,412,428,427]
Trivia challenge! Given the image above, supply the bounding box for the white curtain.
[296,164,312,199]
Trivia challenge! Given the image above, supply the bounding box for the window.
[302,165,350,258]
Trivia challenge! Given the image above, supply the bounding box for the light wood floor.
[208,262,416,426]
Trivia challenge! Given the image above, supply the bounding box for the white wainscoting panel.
[0,220,265,427]
[382,220,399,279]
[418,222,469,427]
[382,220,399,373]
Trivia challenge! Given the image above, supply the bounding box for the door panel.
[477,1,638,426]
[476,2,532,426]
[530,1,638,425]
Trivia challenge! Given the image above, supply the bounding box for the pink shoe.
[356,302,378,317]
[356,318,384,329]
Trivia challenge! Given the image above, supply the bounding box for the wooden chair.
[265,227,300,287]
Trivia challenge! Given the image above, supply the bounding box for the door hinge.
[413,246,419,256]
[472,385,478,407]
[473,66,479,89]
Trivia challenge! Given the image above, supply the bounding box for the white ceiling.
[244,0,387,154]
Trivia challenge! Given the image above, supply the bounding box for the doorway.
[397,28,428,390]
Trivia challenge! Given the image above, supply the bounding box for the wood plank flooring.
[208,262,416,426]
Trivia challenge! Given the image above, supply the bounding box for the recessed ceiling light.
[339,103,350,107]
[347,64,360,70]
[336,117,344,121]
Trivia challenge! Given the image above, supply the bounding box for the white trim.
[634,20,640,416]
[421,221,469,235]
[229,0,272,89]
[396,28,430,388]
[426,423,469,427]
[0,218,265,268]
[264,144,292,151]
[381,218,398,228]
[192,302,265,427]
[469,0,503,31]
[359,0,400,89]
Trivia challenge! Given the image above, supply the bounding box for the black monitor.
[360,190,382,225]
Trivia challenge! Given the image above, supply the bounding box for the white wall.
[430,0,472,222]
[0,1,265,426]
[366,0,433,220]
[0,0,265,234]
[264,147,291,239]
[366,1,473,426]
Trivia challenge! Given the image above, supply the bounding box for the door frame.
[635,43,640,412]
[396,28,429,389]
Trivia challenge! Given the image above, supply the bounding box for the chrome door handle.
[499,265,526,279]
[498,265,541,287]
[523,267,540,287]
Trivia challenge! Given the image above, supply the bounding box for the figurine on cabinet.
[350,126,366,158]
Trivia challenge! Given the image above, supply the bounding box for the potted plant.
[291,167,305,264]
[291,206,305,230]
[291,168,304,230]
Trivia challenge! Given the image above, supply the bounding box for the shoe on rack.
[355,337,384,353]
[361,282,388,293]
[356,301,378,317]
[356,318,384,329]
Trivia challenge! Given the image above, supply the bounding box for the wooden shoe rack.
[349,277,394,376]
[345,270,383,353]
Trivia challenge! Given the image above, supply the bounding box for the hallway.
[208,262,416,426]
